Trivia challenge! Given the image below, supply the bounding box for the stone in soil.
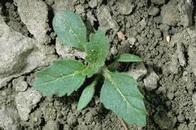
[97,5,119,31]
[151,0,166,5]
[192,93,196,113]
[0,107,19,130]
[178,0,193,27]
[187,29,196,77]
[89,0,98,8]
[0,15,56,88]
[144,69,159,90]
[116,0,135,15]
[148,6,160,16]
[12,76,28,92]
[14,0,49,43]
[128,63,147,80]
[15,88,42,121]
[43,120,60,130]
[161,1,180,26]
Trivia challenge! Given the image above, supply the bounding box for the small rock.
[89,0,97,8]
[151,0,166,5]
[168,54,179,74]
[117,31,126,41]
[178,123,189,130]
[77,124,89,130]
[177,114,185,123]
[177,43,186,67]
[187,29,196,76]
[0,10,56,88]
[85,112,93,123]
[12,76,28,92]
[67,114,77,126]
[192,93,196,113]
[64,124,71,130]
[161,1,180,26]
[97,6,119,31]
[15,88,42,121]
[139,19,147,30]
[167,92,174,100]
[127,37,136,47]
[43,120,59,130]
[188,45,196,76]
[128,63,147,80]
[144,70,159,90]
[110,45,118,55]
[148,6,160,16]
[188,122,195,130]
[178,0,193,27]
[0,16,34,77]
[117,0,135,15]
[87,11,96,26]
[75,4,85,14]
[53,0,73,11]
[0,107,19,130]
[14,0,49,43]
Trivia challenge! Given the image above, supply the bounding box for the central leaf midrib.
[37,70,83,86]
[106,72,145,114]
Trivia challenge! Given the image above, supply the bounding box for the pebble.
[192,93,196,113]
[43,120,59,130]
[97,6,119,31]
[117,0,135,15]
[161,1,180,26]
[0,107,18,130]
[151,0,166,5]
[15,88,42,121]
[128,63,147,80]
[75,4,85,14]
[12,76,28,92]
[144,69,159,90]
[89,0,97,8]
[149,6,160,16]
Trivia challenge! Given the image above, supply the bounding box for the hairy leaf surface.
[53,10,87,50]
[77,81,96,110]
[85,30,109,76]
[100,70,146,126]
[33,59,86,97]
[117,53,142,62]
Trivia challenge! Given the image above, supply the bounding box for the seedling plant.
[33,10,147,126]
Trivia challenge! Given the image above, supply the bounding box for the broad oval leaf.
[85,29,109,76]
[100,70,146,126]
[117,54,142,62]
[33,59,86,97]
[53,10,87,50]
[77,81,96,110]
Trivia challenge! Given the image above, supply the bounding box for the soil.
[0,0,196,130]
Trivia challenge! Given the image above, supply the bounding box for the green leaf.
[33,59,86,97]
[85,29,109,76]
[117,54,142,62]
[100,70,146,126]
[77,81,96,110]
[53,10,87,50]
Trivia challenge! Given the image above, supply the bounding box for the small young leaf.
[100,70,146,126]
[117,54,142,62]
[77,81,96,110]
[53,10,87,50]
[33,59,86,97]
[85,29,109,76]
